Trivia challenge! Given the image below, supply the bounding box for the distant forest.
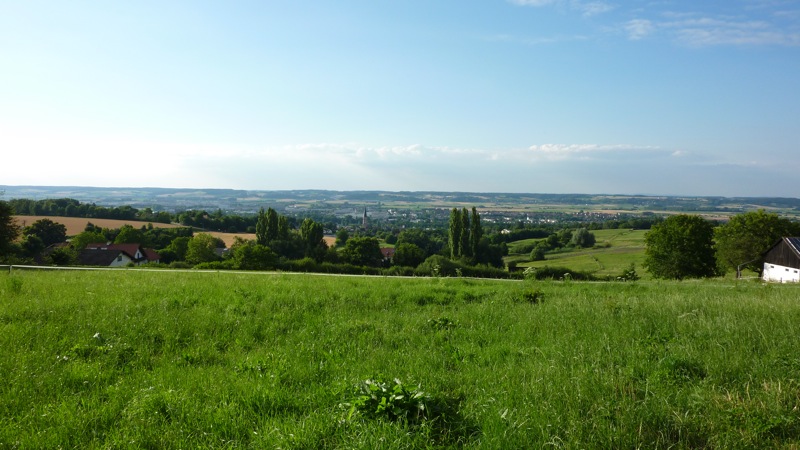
[8,197,663,235]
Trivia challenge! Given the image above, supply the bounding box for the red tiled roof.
[85,243,161,262]
[143,248,161,262]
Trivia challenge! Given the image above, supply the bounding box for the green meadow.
[510,229,649,279]
[3,269,800,448]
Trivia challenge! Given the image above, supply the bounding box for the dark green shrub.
[523,266,595,281]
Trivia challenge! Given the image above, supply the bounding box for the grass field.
[509,229,649,279]
[2,269,800,448]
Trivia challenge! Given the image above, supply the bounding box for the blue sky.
[1,1,799,196]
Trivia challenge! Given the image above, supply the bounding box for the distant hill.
[3,185,800,219]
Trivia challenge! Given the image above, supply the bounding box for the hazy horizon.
[4,184,800,201]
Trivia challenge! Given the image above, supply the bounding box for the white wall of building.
[762,263,800,283]
[108,253,133,267]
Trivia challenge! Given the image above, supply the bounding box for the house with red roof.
[78,243,161,267]
[380,247,395,263]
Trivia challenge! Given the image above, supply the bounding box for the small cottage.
[762,237,800,283]
[79,243,161,267]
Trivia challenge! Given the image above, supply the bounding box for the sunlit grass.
[513,229,648,278]
[2,270,800,448]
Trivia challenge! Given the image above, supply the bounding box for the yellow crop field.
[12,215,254,248]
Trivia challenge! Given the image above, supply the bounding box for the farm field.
[2,270,800,448]
[511,229,649,279]
[13,215,256,248]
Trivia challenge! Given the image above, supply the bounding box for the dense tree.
[158,236,191,264]
[47,247,77,266]
[20,234,45,258]
[186,233,221,265]
[142,226,193,250]
[396,229,440,258]
[476,237,507,268]
[266,208,279,242]
[255,208,268,246]
[570,228,596,248]
[715,210,800,276]
[300,218,326,261]
[460,207,471,257]
[470,207,483,258]
[113,224,144,244]
[230,240,278,270]
[335,228,350,247]
[557,229,573,247]
[448,208,462,259]
[278,215,290,240]
[22,218,67,247]
[530,245,546,261]
[393,243,426,268]
[644,214,719,280]
[71,230,108,251]
[341,236,383,267]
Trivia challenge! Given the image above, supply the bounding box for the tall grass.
[2,270,800,448]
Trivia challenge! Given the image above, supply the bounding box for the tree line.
[4,196,797,281]
[643,211,800,279]
[0,199,514,278]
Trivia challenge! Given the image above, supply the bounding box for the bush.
[346,378,430,424]
[530,246,546,261]
[523,266,595,281]
[416,255,462,277]
[384,265,416,277]
[193,260,235,270]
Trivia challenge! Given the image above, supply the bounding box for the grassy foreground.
[2,270,800,448]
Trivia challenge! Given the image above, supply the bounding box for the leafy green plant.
[618,263,640,281]
[346,378,431,424]
[520,288,545,304]
[427,317,457,331]
[6,275,22,294]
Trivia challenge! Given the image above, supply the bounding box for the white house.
[762,237,800,283]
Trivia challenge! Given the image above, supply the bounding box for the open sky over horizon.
[2,1,799,197]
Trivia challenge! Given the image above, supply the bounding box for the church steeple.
[362,207,368,230]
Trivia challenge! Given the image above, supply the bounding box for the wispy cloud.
[508,0,616,17]
[665,17,800,46]
[511,0,800,46]
[576,1,616,17]
[627,8,800,46]
[509,0,557,6]
[527,144,664,161]
[625,19,654,40]
[484,33,589,45]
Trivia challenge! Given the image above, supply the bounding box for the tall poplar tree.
[266,207,279,242]
[449,208,462,259]
[277,215,290,240]
[470,206,483,259]
[460,207,471,257]
[255,208,268,246]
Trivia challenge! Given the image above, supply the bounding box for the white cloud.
[509,0,557,6]
[484,33,589,45]
[509,0,615,17]
[665,17,800,46]
[527,144,661,160]
[625,19,655,40]
[510,0,800,46]
[575,1,616,17]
